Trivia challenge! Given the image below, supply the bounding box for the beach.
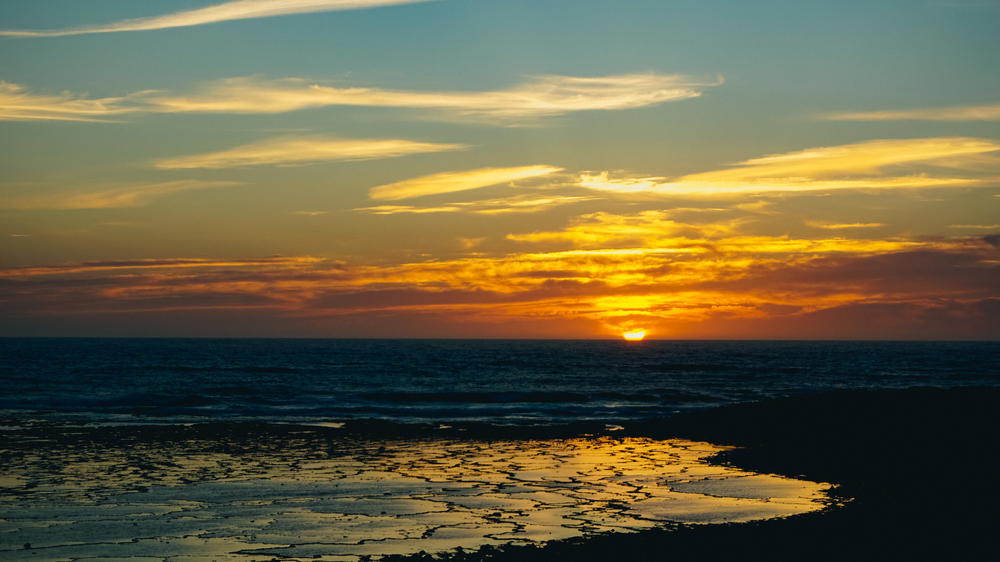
[3,386,997,561]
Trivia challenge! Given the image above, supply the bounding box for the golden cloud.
[805,221,886,229]
[368,165,564,201]
[822,103,1000,121]
[579,138,1000,197]
[0,81,142,122]
[507,211,932,256]
[144,74,714,122]
[153,135,467,169]
[356,194,594,214]
[2,73,714,124]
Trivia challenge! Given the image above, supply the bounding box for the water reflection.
[1,436,832,560]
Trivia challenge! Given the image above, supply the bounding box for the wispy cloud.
[144,74,715,122]
[2,73,713,124]
[950,224,1000,230]
[357,194,594,214]
[0,0,433,38]
[0,81,144,122]
[358,204,463,214]
[822,103,1000,121]
[369,165,564,201]
[578,138,1000,197]
[153,135,466,169]
[2,180,240,209]
[805,221,886,229]
[0,256,322,277]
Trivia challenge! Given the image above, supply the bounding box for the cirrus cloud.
[153,135,467,169]
[0,81,144,122]
[578,137,1000,197]
[822,103,1000,122]
[2,180,241,209]
[1,73,715,124]
[368,165,564,201]
[144,73,715,122]
[0,0,434,38]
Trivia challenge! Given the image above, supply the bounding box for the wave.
[642,363,733,372]
[143,365,303,374]
[361,389,718,404]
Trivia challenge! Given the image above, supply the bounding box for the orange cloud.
[2,205,996,338]
[0,256,324,278]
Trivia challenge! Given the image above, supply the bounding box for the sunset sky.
[1,0,998,339]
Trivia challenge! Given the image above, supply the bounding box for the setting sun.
[622,330,646,341]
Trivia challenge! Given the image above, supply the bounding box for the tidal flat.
[0,427,831,561]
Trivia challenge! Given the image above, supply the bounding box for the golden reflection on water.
[0,436,832,561]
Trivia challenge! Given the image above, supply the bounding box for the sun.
[622,330,646,341]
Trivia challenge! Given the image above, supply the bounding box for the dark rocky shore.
[383,386,1000,562]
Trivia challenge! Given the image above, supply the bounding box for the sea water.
[2,338,996,426]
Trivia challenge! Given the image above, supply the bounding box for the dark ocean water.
[1,338,997,426]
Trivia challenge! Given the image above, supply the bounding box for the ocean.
[2,338,997,427]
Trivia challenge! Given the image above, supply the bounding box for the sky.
[1,0,998,339]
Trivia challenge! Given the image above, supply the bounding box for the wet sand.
[1,386,997,561]
[0,427,830,560]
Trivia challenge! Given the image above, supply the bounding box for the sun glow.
[622,330,646,341]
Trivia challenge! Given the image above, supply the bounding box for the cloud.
[0,81,143,122]
[153,135,467,169]
[356,194,595,214]
[805,221,886,229]
[3,73,713,124]
[950,224,1000,230]
[356,204,463,214]
[144,73,714,122]
[2,240,995,339]
[0,256,323,278]
[0,0,433,38]
[823,103,1000,121]
[2,180,240,209]
[368,165,563,201]
[579,138,1000,197]
[505,211,934,255]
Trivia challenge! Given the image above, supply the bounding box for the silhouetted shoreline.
[384,386,1000,561]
